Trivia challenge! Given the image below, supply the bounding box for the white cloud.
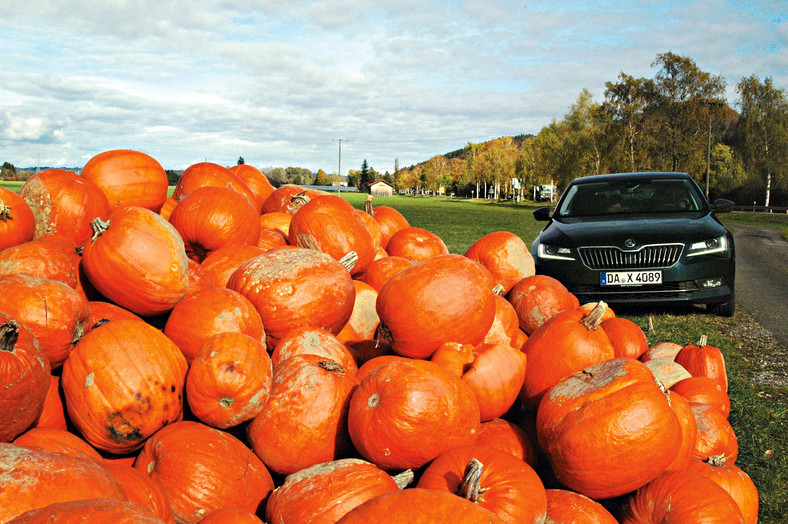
[1,0,785,171]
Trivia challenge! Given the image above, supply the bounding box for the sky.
[1,1,785,175]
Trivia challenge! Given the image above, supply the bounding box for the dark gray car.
[531,172,735,316]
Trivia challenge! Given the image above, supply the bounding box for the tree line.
[393,52,787,206]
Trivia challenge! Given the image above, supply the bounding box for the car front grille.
[570,280,699,301]
[578,244,683,270]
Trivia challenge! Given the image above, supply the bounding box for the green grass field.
[2,183,786,520]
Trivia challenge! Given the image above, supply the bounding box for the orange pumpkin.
[544,489,618,523]
[199,506,264,524]
[675,335,728,392]
[32,374,67,431]
[507,274,579,335]
[6,498,165,523]
[247,355,359,476]
[199,245,267,287]
[229,163,275,210]
[600,317,649,359]
[272,326,359,372]
[376,254,496,359]
[671,376,731,417]
[370,205,410,249]
[261,184,327,215]
[100,462,175,523]
[458,343,528,422]
[464,231,535,294]
[61,319,188,454]
[664,390,698,471]
[259,211,292,236]
[81,149,169,212]
[690,402,738,463]
[476,418,539,467]
[81,206,189,317]
[385,226,448,262]
[358,255,413,291]
[481,294,523,348]
[0,239,77,287]
[257,226,289,251]
[336,280,380,345]
[687,457,759,524]
[13,426,101,461]
[172,161,258,212]
[536,358,682,500]
[348,359,480,470]
[0,317,50,441]
[0,186,35,252]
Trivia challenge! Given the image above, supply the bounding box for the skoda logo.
[624,239,637,249]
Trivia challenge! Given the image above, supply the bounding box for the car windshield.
[555,177,707,217]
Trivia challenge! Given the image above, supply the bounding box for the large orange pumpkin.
[348,359,480,470]
[19,168,111,246]
[265,458,400,524]
[61,319,188,453]
[385,226,448,262]
[376,254,496,359]
[600,316,649,359]
[168,185,261,263]
[0,317,50,441]
[134,420,274,523]
[457,342,528,422]
[229,163,275,210]
[81,149,169,212]
[171,161,258,211]
[0,238,78,288]
[100,462,175,523]
[261,184,327,215]
[0,186,35,252]
[536,358,682,500]
[271,326,359,373]
[686,457,759,524]
[369,205,409,249]
[358,255,413,291]
[288,194,376,276]
[544,489,618,523]
[6,498,165,523]
[13,426,101,461]
[247,355,359,476]
[507,274,579,335]
[464,231,535,294]
[227,248,355,347]
[81,206,189,317]
[690,402,739,463]
[199,245,267,287]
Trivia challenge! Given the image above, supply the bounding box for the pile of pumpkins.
[0,149,758,523]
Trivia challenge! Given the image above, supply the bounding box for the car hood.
[536,213,728,249]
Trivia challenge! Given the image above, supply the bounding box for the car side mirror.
[533,207,551,221]
[711,199,735,213]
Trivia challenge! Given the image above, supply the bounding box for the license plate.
[601,270,662,286]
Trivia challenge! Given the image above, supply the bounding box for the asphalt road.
[730,223,788,346]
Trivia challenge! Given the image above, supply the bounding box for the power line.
[345,135,502,144]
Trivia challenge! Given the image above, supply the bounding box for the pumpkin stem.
[89,217,111,241]
[317,360,345,375]
[457,458,487,503]
[289,192,310,212]
[0,321,20,352]
[707,454,728,467]
[219,397,234,408]
[71,323,86,346]
[579,301,608,330]
[339,251,358,273]
[392,469,414,489]
[376,323,394,346]
[492,284,505,296]
[0,202,12,221]
[698,334,708,347]
[365,194,374,215]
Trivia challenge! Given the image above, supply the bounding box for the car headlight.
[687,236,728,257]
[537,243,575,261]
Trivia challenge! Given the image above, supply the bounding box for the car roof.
[568,172,692,185]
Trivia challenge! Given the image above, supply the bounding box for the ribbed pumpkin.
[675,335,728,392]
[185,332,272,429]
[247,354,359,476]
[133,420,274,524]
[348,358,480,471]
[0,186,35,252]
[376,254,496,359]
[271,326,359,373]
[0,318,50,441]
[227,248,355,347]
[6,498,165,523]
[163,286,265,363]
[61,319,188,453]
[0,443,126,522]
[507,275,579,335]
[169,186,261,263]
[229,163,275,210]
[686,457,759,524]
[370,205,409,249]
[336,488,506,524]
[19,168,111,246]
[600,317,649,359]
[620,469,744,523]
[0,273,90,368]
[171,161,258,212]
[100,462,176,523]
[385,226,448,262]
[464,231,535,294]
[288,194,376,276]
[536,358,682,500]
[520,301,615,409]
[417,445,547,523]
[544,489,619,524]
[358,255,413,291]
[265,458,400,524]
[81,206,189,317]
[0,238,78,288]
[81,149,169,212]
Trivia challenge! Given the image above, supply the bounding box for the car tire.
[710,292,735,317]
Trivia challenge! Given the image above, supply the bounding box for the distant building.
[369,180,394,197]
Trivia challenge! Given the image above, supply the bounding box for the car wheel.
[710,293,735,317]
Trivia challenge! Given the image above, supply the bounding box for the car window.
[556,178,706,217]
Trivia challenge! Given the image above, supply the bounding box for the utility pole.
[701,100,723,197]
[334,139,346,194]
